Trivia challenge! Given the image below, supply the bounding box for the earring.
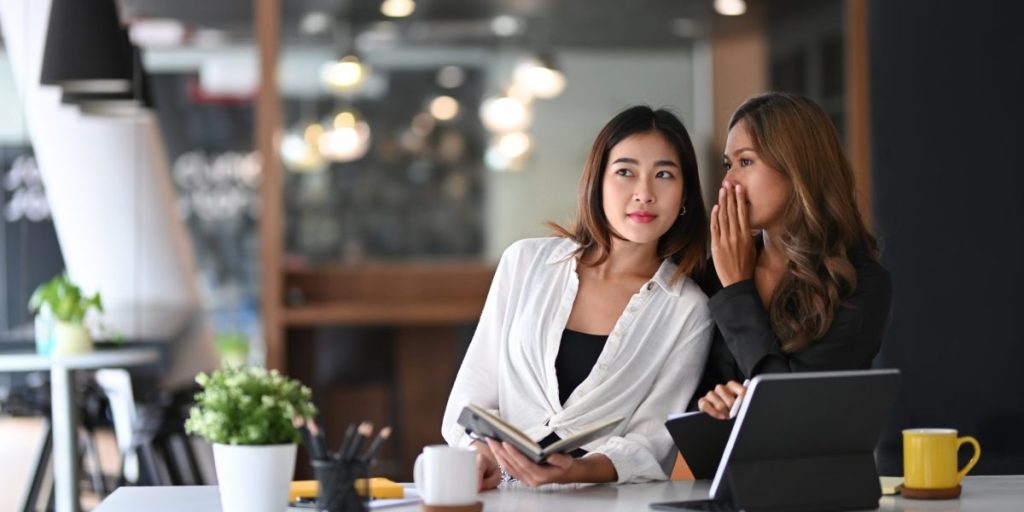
[678,206,687,216]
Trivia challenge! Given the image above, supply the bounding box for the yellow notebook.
[289,478,404,501]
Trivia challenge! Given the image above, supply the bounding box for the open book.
[457,404,623,464]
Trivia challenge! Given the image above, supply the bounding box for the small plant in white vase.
[185,365,317,512]
[28,273,103,356]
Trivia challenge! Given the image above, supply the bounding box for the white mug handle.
[413,453,425,496]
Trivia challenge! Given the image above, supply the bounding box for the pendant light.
[40,0,134,94]
[61,43,154,116]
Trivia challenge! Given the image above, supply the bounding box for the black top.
[689,250,893,410]
[539,328,607,457]
[554,328,608,405]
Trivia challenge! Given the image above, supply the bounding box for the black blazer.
[689,249,893,410]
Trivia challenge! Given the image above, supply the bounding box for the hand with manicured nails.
[710,183,757,287]
[486,439,577,488]
[697,380,748,420]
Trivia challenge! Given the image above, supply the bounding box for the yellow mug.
[903,428,981,489]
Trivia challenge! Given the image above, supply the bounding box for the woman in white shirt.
[441,106,714,488]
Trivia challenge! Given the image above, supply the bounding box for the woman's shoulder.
[500,237,576,264]
[677,274,711,303]
[848,250,892,292]
[667,275,713,325]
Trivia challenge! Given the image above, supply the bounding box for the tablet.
[710,369,901,499]
[653,369,901,512]
[664,412,734,480]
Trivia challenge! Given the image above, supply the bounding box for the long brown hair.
[551,106,708,284]
[729,92,879,352]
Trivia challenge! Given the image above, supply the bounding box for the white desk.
[0,349,160,512]
[93,475,1024,511]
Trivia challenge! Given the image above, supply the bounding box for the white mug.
[413,445,477,506]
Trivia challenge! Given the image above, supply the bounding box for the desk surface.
[94,475,1023,512]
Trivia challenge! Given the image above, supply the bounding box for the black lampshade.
[61,45,154,116]
[40,0,133,93]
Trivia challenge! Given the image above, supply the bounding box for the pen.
[728,379,752,419]
[293,416,317,459]
[307,418,328,460]
[360,425,392,463]
[337,423,357,460]
[343,421,373,461]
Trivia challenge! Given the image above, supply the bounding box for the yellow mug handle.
[956,436,981,482]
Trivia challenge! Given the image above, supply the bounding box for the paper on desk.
[879,476,903,496]
[368,487,421,509]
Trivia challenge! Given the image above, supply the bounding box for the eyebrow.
[725,147,756,158]
[611,157,680,168]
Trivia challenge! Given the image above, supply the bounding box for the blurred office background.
[0,0,1021,508]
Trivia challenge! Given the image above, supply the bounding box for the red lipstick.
[627,211,657,224]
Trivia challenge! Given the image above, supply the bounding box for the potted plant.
[28,272,104,356]
[185,365,317,512]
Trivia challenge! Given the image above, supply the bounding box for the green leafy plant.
[28,272,103,323]
[185,365,317,445]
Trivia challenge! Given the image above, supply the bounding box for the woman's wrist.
[569,453,617,484]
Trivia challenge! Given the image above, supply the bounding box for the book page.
[542,415,623,456]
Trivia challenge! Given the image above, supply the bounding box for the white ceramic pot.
[213,443,297,512]
[52,321,93,356]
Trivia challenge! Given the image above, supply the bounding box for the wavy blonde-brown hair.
[729,92,879,352]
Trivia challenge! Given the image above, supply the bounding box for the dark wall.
[0,147,65,334]
[870,1,1024,474]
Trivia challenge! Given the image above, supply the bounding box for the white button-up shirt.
[442,237,713,483]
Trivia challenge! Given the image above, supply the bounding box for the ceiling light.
[41,0,134,93]
[320,55,369,92]
[480,95,532,133]
[318,109,372,162]
[485,141,528,172]
[281,121,327,172]
[300,11,332,35]
[496,132,531,159]
[490,15,521,37]
[62,46,153,116]
[513,56,566,99]
[381,0,416,18]
[714,0,747,16]
[436,66,466,89]
[429,96,459,121]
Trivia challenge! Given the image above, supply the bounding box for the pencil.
[360,426,392,463]
[343,421,373,461]
[307,418,329,460]
[293,416,319,460]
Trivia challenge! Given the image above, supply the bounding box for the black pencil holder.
[311,458,369,512]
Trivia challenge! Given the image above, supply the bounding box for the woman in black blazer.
[694,92,892,418]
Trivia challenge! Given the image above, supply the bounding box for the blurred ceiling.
[117,0,715,48]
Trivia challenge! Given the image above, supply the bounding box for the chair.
[4,372,110,511]
[94,369,205,486]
